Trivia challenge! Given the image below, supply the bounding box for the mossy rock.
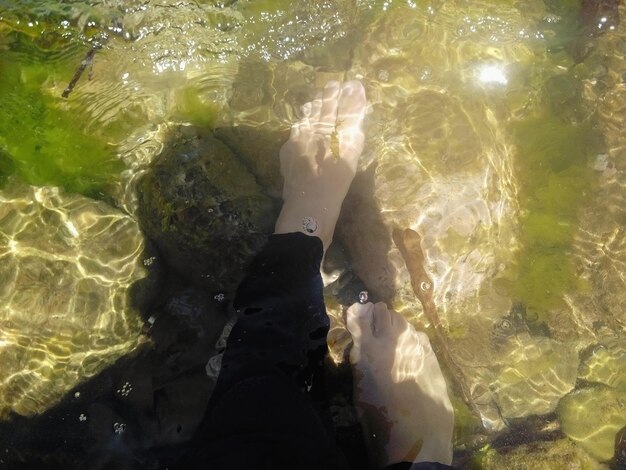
[558,385,626,462]
[137,125,277,293]
[215,125,288,198]
[0,182,158,419]
[480,438,604,470]
[490,334,578,418]
[579,339,626,390]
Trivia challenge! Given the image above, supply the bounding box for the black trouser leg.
[188,233,335,470]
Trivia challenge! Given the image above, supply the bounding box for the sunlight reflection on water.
[0,0,625,464]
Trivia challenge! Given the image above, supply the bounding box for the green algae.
[497,1,607,323]
[171,86,220,129]
[505,92,603,321]
[451,396,483,446]
[479,438,603,470]
[0,149,16,188]
[543,0,584,53]
[0,46,124,197]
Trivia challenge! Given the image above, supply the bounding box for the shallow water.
[0,0,625,467]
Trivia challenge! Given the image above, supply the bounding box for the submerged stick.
[62,45,100,98]
[392,227,484,429]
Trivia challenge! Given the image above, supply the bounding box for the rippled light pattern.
[0,0,625,465]
[0,184,151,419]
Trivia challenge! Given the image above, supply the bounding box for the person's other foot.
[274,80,366,251]
[346,301,454,468]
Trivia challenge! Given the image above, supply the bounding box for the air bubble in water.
[302,217,318,234]
[359,291,368,304]
[117,382,133,397]
[113,422,127,435]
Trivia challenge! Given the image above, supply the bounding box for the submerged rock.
[214,59,320,198]
[137,125,276,293]
[215,125,288,198]
[481,438,604,470]
[0,183,158,419]
[579,339,626,390]
[334,0,626,441]
[554,339,626,463]
[582,0,621,37]
[557,385,626,462]
[489,334,579,419]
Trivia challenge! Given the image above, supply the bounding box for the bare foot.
[346,302,454,468]
[274,80,366,250]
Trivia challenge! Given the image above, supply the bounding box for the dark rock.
[215,125,288,198]
[137,125,278,293]
[582,0,620,36]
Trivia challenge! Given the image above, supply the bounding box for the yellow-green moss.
[505,81,603,321]
[0,42,124,196]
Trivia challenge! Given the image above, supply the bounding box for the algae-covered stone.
[558,385,626,462]
[137,125,276,292]
[490,334,578,419]
[214,59,319,197]
[0,183,158,419]
[481,438,606,470]
[215,125,288,198]
[579,339,626,391]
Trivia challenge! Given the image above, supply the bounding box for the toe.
[391,308,410,333]
[308,90,323,124]
[372,302,394,337]
[337,80,366,127]
[346,301,375,342]
[414,330,435,357]
[301,100,312,118]
[317,80,341,134]
[337,81,366,160]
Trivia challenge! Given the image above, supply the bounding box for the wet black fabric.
[184,232,454,470]
[185,233,338,469]
[386,462,455,470]
[214,232,330,402]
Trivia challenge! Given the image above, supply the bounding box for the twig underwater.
[62,45,101,98]
[392,227,485,431]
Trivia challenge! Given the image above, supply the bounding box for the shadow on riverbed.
[0,114,391,469]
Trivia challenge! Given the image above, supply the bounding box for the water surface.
[1,0,625,467]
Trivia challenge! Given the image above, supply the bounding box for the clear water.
[0,0,625,467]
